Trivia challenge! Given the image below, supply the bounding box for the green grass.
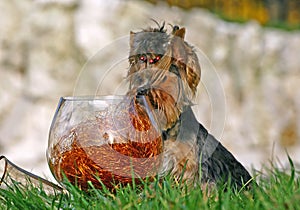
[1,157,300,210]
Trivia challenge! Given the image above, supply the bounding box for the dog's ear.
[173,27,185,39]
[170,27,201,97]
[184,46,201,97]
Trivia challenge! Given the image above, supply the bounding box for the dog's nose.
[136,87,149,97]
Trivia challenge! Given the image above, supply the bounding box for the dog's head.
[128,22,201,96]
[127,22,201,130]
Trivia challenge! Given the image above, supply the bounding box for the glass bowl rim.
[61,95,126,101]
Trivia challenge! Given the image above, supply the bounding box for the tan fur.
[160,140,199,184]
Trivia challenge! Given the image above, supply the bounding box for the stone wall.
[1,0,299,180]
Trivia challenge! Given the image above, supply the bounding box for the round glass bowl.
[47,95,163,191]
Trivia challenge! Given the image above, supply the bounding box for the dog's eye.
[149,55,161,64]
[139,55,147,63]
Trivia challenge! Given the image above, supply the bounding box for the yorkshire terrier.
[126,22,253,190]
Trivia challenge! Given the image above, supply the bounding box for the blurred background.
[0,0,299,180]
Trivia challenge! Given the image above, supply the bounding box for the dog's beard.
[127,69,190,131]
